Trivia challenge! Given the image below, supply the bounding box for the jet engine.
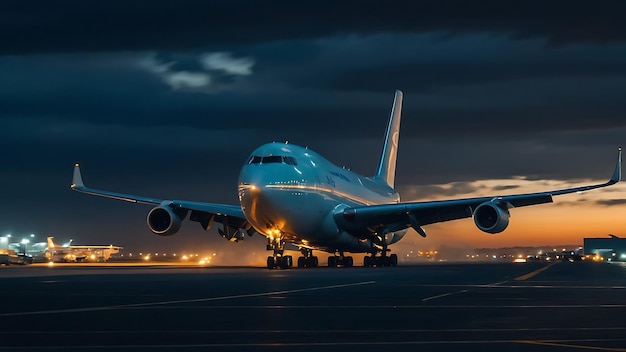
[473,201,510,234]
[147,206,182,236]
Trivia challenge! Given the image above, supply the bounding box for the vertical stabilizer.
[47,237,55,249]
[374,90,403,188]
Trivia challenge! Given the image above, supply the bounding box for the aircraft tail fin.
[47,237,55,249]
[374,90,403,188]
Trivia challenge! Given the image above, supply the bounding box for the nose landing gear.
[266,236,293,269]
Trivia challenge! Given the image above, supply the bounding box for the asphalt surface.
[1,260,626,351]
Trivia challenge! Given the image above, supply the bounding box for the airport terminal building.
[584,235,626,261]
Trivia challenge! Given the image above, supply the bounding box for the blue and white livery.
[71,91,622,268]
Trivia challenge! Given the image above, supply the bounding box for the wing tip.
[71,163,85,189]
[610,148,621,184]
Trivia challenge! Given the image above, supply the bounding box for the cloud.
[200,52,255,75]
[138,54,210,90]
[163,71,211,90]
[594,199,626,206]
[138,52,253,91]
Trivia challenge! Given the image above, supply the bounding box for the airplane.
[70,90,622,269]
[45,236,122,262]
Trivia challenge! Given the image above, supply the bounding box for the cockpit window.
[283,156,298,165]
[248,155,298,165]
[262,156,282,164]
[248,156,262,164]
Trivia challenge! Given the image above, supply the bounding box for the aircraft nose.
[238,170,267,205]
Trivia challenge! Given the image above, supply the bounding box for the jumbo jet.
[45,236,122,262]
[71,90,621,269]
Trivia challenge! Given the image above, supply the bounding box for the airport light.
[21,238,30,254]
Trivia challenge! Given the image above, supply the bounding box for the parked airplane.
[71,90,622,269]
[45,236,122,262]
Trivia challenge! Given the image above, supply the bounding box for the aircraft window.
[251,155,297,165]
[262,156,283,164]
[248,156,262,164]
[283,156,298,165]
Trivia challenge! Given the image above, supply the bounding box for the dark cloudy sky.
[1,0,625,258]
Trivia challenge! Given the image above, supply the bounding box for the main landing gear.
[363,238,398,267]
[328,251,354,267]
[267,255,293,269]
[363,253,398,267]
[297,248,319,268]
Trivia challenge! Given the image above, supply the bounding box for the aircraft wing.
[337,149,621,236]
[70,164,250,235]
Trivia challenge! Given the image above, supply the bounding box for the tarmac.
[1,260,626,351]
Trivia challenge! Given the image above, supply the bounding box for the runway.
[1,261,626,351]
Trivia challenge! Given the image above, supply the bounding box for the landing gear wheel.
[277,257,287,269]
[267,256,275,269]
[328,256,337,267]
[344,256,354,267]
[306,256,318,267]
[284,255,293,268]
[297,256,306,268]
[363,256,372,267]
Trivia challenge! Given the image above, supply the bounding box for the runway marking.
[518,339,626,351]
[486,280,509,286]
[0,281,375,317]
[514,261,559,281]
[421,289,468,302]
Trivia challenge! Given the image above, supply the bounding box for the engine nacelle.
[473,201,510,234]
[147,206,182,236]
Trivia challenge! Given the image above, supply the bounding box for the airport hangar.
[584,235,626,261]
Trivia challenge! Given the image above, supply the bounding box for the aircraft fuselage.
[238,142,406,253]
